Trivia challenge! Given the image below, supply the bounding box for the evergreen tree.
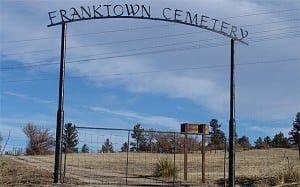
[264,136,272,148]
[81,144,89,153]
[121,142,129,152]
[288,112,300,159]
[63,123,79,153]
[289,112,300,144]
[237,136,251,150]
[255,137,266,149]
[101,138,114,153]
[209,119,225,150]
[130,124,145,152]
[271,132,289,148]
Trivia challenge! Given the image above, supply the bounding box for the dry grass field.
[1,148,299,186]
[0,155,85,186]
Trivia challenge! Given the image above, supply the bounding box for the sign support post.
[54,22,67,183]
[202,134,205,183]
[228,38,236,187]
[184,133,188,180]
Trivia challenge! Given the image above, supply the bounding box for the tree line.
[4,112,298,156]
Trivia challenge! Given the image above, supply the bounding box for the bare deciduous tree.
[23,123,55,155]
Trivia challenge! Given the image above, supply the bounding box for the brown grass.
[0,156,85,186]
[2,148,299,186]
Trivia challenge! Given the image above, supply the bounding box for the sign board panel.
[181,123,209,134]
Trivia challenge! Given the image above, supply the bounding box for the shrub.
[153,157,179,178]
[272,158,299,185]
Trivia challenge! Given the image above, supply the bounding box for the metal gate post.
[228,39,236,187]
[54,22,67,183]
[202,134,206,183]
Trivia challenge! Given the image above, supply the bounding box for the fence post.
[202,134,205,183]
[126,130,130,185]
[173,133,176,184]
[224,137,227,187]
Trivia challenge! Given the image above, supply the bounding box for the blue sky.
[1,0,299,151]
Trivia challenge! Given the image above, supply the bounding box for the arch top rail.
[47,4,249,45]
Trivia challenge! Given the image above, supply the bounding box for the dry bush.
[23,123,55,155]
[271,159,299,185]
[153,157,179,178]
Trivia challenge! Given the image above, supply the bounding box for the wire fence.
[59,126,300,186]
[61,126,219,186]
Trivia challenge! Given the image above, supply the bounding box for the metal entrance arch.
[48,4,248,186]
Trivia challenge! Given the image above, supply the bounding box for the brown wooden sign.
[181,123,209,134]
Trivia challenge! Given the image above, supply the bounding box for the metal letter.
[60,9,71,22]
[70,7,81,20]
[163,8,172,20]
[200,15,209,28]
[103,5,112,16]
[80,6,92,18]
[230,25,238,39]
[185,11,198,25]
[174,9,183,22]
[48,11,57,25]
[93,5,103,17]
[125,4,140,16]
[113,5,124,16]
[240,29,249,40]
[220,21,230,35]
[211,18,219,31]
[141,5,150,18]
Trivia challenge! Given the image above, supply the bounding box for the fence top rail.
[74,125,208,136]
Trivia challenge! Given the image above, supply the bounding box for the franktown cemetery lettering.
[48,3,248,44]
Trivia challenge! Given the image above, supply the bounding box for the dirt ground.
[0,156,85,186]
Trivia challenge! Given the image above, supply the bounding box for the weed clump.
[153,157,179,178]
[271,158,299,185]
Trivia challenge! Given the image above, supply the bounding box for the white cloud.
[88,106,182,130]
[5,91,54,105]
[249,126,291,138]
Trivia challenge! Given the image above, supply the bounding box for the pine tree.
[264,136,272,148]
[130,124,145,152]
[81,144,89,153]
[255,137,266,149]
[271,132,289,148]
[101,138,114,153]
[237,136,251,150]
[63,123,79,153]
[121,142,128,152]
[209,119,225,150]
[288,112,300,159]
[288,112,300,144]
